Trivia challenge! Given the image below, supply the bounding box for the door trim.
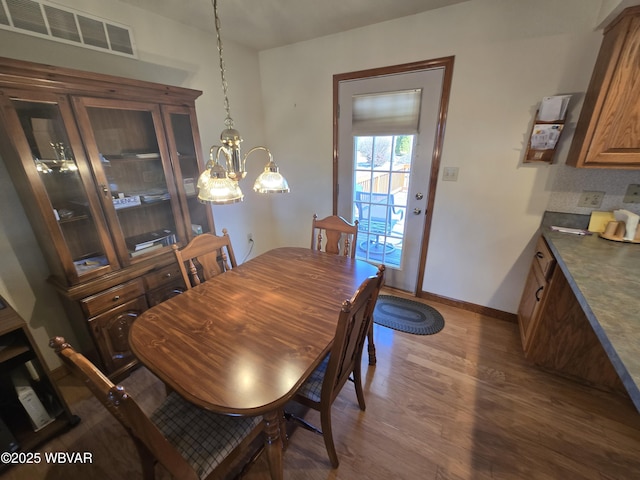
[333,56,455,294]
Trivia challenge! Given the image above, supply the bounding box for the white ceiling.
[117,0,472,51]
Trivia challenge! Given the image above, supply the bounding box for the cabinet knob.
[113,295,121,301]
[165,273,172,278]
[535,251,544,259]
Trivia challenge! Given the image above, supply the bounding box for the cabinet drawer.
[533,236,555,279]
[143,263,184,291]
[147,279,186,307]
[81,279,145,317]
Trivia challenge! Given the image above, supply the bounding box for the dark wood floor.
[3,292,640,479]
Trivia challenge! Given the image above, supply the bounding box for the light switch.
[442,167,459,181]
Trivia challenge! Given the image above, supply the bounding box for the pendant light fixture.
[197,0,290,204]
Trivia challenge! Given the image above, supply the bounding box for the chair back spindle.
[173,229,237,288]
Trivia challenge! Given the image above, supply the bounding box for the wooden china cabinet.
[0,57,215,380]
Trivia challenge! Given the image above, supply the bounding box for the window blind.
[352,89,422,135]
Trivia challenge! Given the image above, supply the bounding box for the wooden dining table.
[129,246,380,480]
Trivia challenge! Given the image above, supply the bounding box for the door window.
[353,135,413,267]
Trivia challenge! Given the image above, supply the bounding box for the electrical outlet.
[623,184,640,203]
[247,233,253,243]
[442,167,459,181]
[577,191,605,208]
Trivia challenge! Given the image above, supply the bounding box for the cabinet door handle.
[535,251,544,259]
[535,286,544,302]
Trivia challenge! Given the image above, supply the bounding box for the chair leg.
[367,322,376,366]
[320,407,339,468]
[133,439,156,480]
[353,363,366,411]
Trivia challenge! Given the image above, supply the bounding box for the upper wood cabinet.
[567,7,640,168]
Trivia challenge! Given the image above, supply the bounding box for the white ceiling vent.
[0,0,137,57]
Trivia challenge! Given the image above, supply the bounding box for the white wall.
[259,0,617,313]
[0,0,269,368]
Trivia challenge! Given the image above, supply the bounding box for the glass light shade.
[197,162,244,204]
[253,160,290,194]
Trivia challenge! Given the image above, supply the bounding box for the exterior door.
[336,61,450,293]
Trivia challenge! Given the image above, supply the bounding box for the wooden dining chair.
[311,214,359,258]
[287,264,385,468]
[311,213,378,366]
[49,337,263,480]
[173,229,237,289]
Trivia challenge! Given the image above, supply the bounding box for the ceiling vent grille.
[0,0,136,57]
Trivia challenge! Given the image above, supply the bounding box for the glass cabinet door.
[1,91,119,284]
[72,98,186,265]
[161,105,214,238]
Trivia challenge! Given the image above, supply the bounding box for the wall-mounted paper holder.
[523,95,571,164]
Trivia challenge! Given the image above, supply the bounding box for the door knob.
[413,208,422,215]
[415,192,424,200]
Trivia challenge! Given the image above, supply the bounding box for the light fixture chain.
[213,0,234,129]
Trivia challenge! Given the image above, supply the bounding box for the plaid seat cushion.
[296,354,330,403]
[151,392,262,479]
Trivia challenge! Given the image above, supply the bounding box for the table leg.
[367,322,376,365]
[264,409,283,480]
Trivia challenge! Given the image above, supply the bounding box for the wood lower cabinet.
[518,235,626,393]
[517,236,555,351]
[0,57,209,378]
[525,267,625,392]
[567,6,640,169]
[88,297,148,380]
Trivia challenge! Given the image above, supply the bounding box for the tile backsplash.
[547,164,640,215]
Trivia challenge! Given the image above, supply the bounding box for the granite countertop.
[542,228,640,411]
